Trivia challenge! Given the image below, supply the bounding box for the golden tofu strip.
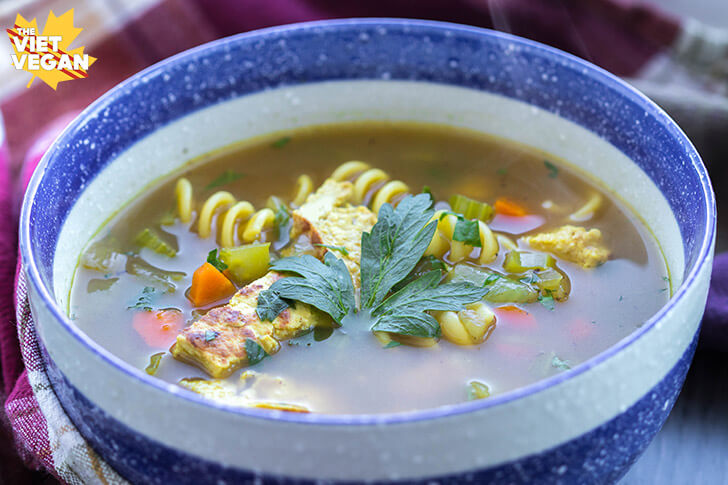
[172,180,377,378]
[524,225,609,268]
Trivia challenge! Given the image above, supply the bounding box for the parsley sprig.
[256,194,487,340]
[257,253,355,324]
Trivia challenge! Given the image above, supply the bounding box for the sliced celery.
[485,277,539,303]
[445,264,494,287]
[449,194,494,222]
[503,250,555,273]
[126,256,185,292]
[531,268,562,291]
[81,236,125,273]
[219,242,271,285]
[135,228,177,257]
[446,264,538,303]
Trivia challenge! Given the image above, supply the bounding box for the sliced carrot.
[188,262,236,307]
[494,305,537,329]
[133,309,184,348]
[494,197,528,217]
[496,304,530,316]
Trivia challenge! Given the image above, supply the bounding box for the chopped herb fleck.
[314,244,349,256]
[204,330,219,342]
[538,291,555,311]
[207,249,228,272]
[484,273,501,286]
[145,352,165,375]
[205,170,246,190]
[551,355,571,371]
[544,160,559,178]
[619,295,624,302]
[496,167,508,176]
[245,338,268,365]
[452,218,482,247]
[268,196,291,241]
[128,287,156,311]
[271,136,291,148]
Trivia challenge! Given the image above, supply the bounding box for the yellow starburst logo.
[6,9,97,90]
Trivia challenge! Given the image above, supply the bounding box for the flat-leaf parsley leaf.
[257,253,355,324]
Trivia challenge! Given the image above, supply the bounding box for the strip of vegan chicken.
[171,180,377,378]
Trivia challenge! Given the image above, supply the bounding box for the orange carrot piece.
[133,309,184,348]
[494,197,528,217]
[494,305,536,329]
[496,304,530,316]
[188,262,236,307]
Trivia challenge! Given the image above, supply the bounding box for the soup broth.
[70,122,669,414]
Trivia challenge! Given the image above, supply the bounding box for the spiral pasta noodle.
[292,175,313,206]
[569,192,602,222]
[435,302,496,346]
[425,211,500,264]
[174,177,274,247]
[330,161,410,212]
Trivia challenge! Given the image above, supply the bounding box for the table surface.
[621,347,728,484]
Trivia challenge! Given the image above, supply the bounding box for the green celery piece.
[503,251,555,273]
[135,228,177,257]
[446,264,537,303]
[126,256,185,293]
[219,243,270,285]
[449,194,494,222]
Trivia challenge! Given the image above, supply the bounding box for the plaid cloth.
[2,1,727,482]
[10,269,125,484]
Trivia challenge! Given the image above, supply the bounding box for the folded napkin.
[1,0,726,482]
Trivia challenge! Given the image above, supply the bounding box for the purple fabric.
[701,255,728,350]
[198,0,680,77]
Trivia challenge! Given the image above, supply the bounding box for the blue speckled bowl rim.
[20,18,716,426]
